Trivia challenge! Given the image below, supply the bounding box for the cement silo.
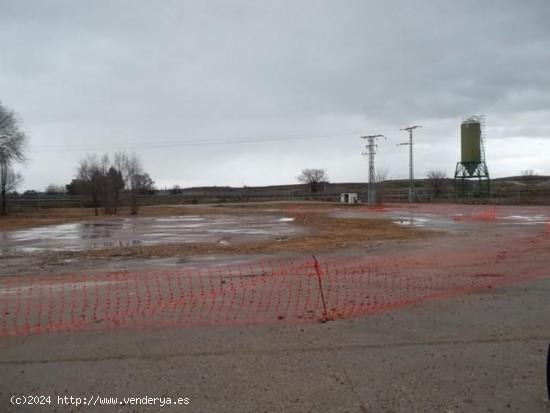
[454,116,490,197]
[461,119,481,164]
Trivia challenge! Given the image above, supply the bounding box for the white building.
[340,193,359,204]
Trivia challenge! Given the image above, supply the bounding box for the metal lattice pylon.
[398,125,422,203]
[361,134,386,205]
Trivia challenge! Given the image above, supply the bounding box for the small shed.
[340,193,358,204]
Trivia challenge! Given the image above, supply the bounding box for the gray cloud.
[1,0,549,190]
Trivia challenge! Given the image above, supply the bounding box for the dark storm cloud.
[0,0,549,189]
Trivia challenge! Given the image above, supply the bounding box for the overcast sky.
[1,0,549,190]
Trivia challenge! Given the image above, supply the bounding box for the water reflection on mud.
[0,214,302,254]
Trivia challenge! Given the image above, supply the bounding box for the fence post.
[311,255,329,323]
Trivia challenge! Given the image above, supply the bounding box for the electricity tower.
[361,134,386,205]
[398,125,422,203]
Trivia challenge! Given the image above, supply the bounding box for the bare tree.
[76,154,124,215]
[134,173,155,194]
[427,170,447,199]
[107,167,124,214]
[75,152,151,215]
[98,154,112,214]
[170,185,183,195]
[114,152,147,214]
[0,163,23,195]
[0,101,29,214]
[45,184,67,195]
[297,168,329,193]
[521,169,537,193]
[77,154,102,216]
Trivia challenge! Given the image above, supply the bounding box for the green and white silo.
[454,116,490,197]
[461,119,482,166]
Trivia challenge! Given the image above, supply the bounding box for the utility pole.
[398,125,422,203]
[361,134,386,205]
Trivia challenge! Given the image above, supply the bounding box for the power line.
[30,130,365,153]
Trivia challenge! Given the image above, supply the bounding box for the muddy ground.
[0,203,426,275]
[0,202,549,412]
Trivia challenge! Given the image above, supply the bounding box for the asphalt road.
[1,276,549,413]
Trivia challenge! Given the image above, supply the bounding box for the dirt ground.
[0,201,549,412]
[63,206,426,259]
[0,203,427,268]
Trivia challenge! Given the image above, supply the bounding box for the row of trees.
[0,101,29,215]
[67,152,154,216]
[2,98,155,215]
[297,167,450,200]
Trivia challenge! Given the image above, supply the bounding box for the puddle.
[334,204,550,234]
[499,214,549,225]
[392,216,431,228]
[0,214,302,254]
